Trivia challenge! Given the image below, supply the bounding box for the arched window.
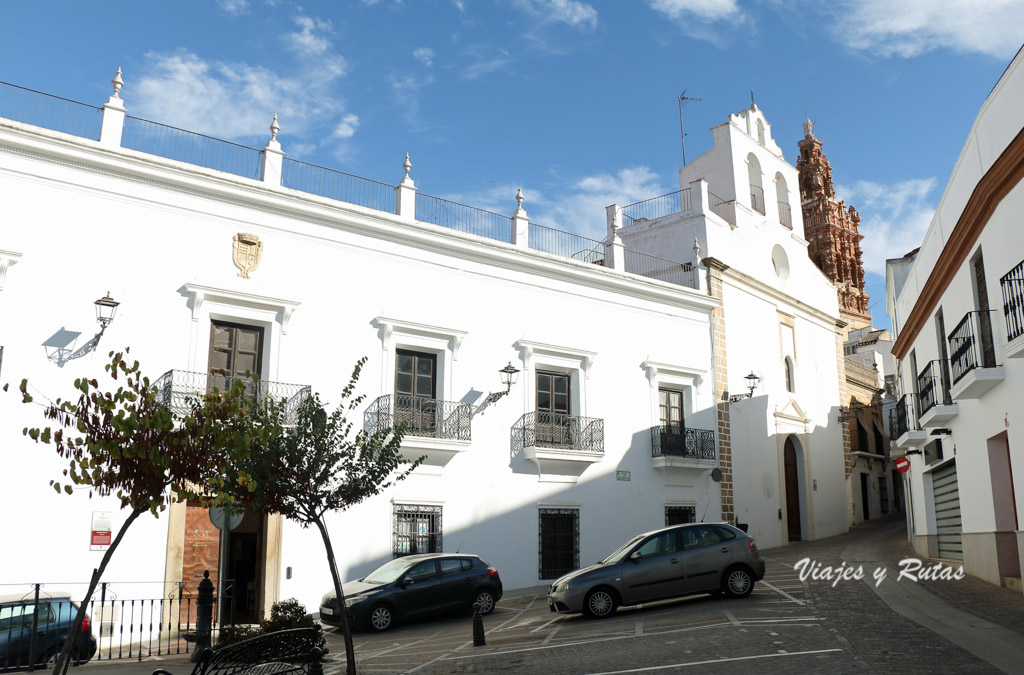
[747,153,765,215]
[784,356,795,393]
[775,172,791,228]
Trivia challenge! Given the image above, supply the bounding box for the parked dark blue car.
[319,554,503,632]
[0,592,97,670]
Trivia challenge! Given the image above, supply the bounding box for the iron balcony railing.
[366,395,471,441]
[151,370,310,423]
[948,310,998,385]
[621,188,692,225]
[708,191,732,223]
[778,201,792,229]
[517,411,604,454]
[623,250,700,290]
[528,222,605,264]
[282,157,396,213]
[1001,259,1024,343]
[650,425,715,461]
[750,184,765,215]
[121,116,263,180]
[415,193,512,243]
[917,359,952,419]
[889,393,919,440]
[0,80,103,140]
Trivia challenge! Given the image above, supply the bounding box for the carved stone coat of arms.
[232,233,263,279]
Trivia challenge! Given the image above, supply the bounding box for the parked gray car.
[547,522,765,618]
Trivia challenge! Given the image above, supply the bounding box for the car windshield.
[363,558,417,584]
[600,535,646,564]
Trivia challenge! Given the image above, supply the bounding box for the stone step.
[1003,576,1023,592]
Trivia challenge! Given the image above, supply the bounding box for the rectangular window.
[395,350,437,435]
[659,389,683,428]
[393,504,442,557]
[665,505,695,526]
[538,508,579,579]
[536,371,571,446]
[208,321,264,393]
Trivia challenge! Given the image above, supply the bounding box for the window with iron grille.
[665,505,696,526]
[538,508,578,579]
[393,504,442,557]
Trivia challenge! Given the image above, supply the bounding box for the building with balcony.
[0,73,725,616]
[885,47,1024,589]
[610,104,849,549]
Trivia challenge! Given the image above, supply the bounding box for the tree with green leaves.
[231,357,420,675]
[14,350,282,675]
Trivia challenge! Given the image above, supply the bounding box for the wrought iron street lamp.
[728,371,761,403]
[487,362,520,403]
[94,292,119,343]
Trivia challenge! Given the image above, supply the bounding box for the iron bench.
[153,628,324,675]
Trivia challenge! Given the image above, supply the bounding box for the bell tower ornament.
[232,233,263,279]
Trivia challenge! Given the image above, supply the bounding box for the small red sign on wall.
[91,511,113,550]
[895,456,911,474]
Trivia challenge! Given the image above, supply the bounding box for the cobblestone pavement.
[74,516,1024,674]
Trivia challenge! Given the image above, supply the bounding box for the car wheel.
[584,588,618,618]
[473,589,496,615]
[723,566,754,598]
[368,604,394,632]
[42,648,78,669]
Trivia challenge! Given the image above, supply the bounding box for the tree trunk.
[313,516,357,675]
[54,504,147,675]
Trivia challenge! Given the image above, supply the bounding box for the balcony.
[750,184,766,215]
[948,310,1004,399]
[650,425,716,470]
[1001,259,1024,358]
[889,394,929,449]
[778,201,792,229]
[152,370,310,423]
[916,360,958,427]
[515,411,604,482]
[366,395,471,468]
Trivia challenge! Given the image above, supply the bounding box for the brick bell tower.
[796,118,871,334]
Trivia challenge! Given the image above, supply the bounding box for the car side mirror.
[400,577,413,587]
[629,551,643,561]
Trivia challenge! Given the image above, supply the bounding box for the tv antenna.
[678,90,702,166]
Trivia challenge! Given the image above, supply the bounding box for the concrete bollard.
[472,602,486,646]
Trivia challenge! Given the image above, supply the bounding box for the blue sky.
[3,0,1022,327]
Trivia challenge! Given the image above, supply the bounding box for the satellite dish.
[710,467,723,483]
[209,506,244,531]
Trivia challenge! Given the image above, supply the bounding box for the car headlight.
[558,582,573,592]
[344,596,362,608]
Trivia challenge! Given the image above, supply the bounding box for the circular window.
[771,245,790,281]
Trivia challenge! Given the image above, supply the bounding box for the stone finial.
[403,153,412,177]
[515,188,524,209]
[803,117,814,138]
[693,238,701,263]
[270,114,280,141]
[112,67,124,99]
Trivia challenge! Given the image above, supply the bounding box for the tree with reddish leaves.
[230,357,420,675]
[15,349,282,675]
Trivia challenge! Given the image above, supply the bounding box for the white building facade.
[612,104,849,550]
[0,74,727,621]
[885,48,1024,588]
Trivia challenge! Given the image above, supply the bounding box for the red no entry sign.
[895,456,911,473]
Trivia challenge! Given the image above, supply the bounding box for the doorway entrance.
[860,473,870,521]
[221,512,266,625]
[784,437,802,541]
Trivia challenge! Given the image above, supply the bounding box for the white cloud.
[413,47,435,67]
[389,73,435,130]
[131,50,350,143]
[333,113,360,139]
[217,0,250,15]
[453,0,466,11]
[286,16,336,58]
[836,178,937,276]
[648,0,738,22]
[834,0,1024,59]
[512,0,599,32]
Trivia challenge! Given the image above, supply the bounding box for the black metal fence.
[708,191,731,222]
[121,116,262,180]
[365,394,471,441]
[650,425,715,461]
[916,359,951,419]
[0,581,234,671]
[528,222,605,264]
[750,184,765,215]
[623,250,700,290]
[948,310,998,384]
[282,157,396,213]
[1001,259,1024,343]
[889,394,918,440]
[516,411,604,454]
[0,81,102,140]
[415,193,512,243]
[621,189,691,225]
[778,201,792,228]
[151,370,310,424]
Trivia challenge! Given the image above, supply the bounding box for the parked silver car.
[547,522,765,618]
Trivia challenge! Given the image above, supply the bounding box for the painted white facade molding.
[0,249,22,291]
[372,317,467,361]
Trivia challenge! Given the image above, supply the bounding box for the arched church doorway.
[784,436,802,541]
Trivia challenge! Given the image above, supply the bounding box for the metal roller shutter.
[932,462,962,560]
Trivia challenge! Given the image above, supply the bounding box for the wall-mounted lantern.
[728,371,761,403]
[487,362,520,403]
[94,292,119,342]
